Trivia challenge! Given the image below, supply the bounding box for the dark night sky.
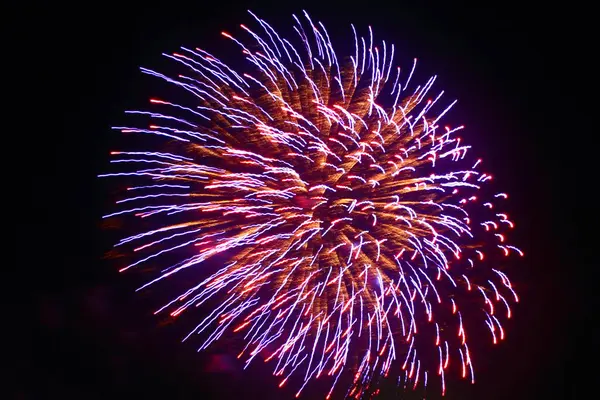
[12,1,593,399]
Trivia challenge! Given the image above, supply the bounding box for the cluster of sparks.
[102,11,523,399]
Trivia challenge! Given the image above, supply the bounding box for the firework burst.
[102,10,523,399]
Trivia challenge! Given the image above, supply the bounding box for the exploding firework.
[102,10,523,399]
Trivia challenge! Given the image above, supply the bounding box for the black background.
[12,1,593,399]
